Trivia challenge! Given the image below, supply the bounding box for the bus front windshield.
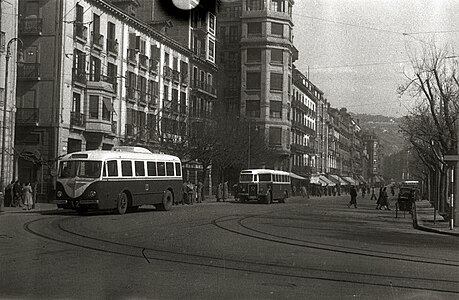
[59,160,102,179]
[239,174,253,182]
[259,174,272,182]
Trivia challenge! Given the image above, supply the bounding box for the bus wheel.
[117,192,128,215]
[157,190,173,211]
[266,192,272,204]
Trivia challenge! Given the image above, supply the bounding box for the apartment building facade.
[291,67,317,179]
[0,0,19,189]
[15,0,193,198]
[218,0,297,170]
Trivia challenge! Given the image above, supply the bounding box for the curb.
[412,203,459,237]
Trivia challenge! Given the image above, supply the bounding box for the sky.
[292,0,459,117]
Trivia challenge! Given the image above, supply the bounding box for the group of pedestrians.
[4,180,34,210]
[347,185,393,210]
[176,181,204,205]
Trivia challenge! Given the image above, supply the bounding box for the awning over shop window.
[343,176,358,186]
[310,175,323,186]
[319,175,336,186]
[357,175,367,184]
[328,174,347,185]
[289,172,307,180]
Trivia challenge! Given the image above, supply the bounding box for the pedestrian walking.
[22,182,33,210]
[216,183,223,202]
[4,180,13,207]
[348,186,358,208]
[370,186,377,200]
[197,182,203,203]
[180,181,188,205]
[13,180,22,207]
[223,181,228,202]
[381,187,391,210]
[361,186,366,198]
[375,186,384,209]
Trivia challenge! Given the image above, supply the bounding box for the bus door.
[248,174,258,199]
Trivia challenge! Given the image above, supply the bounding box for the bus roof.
[59,148,181,162]
[240,169,290,176]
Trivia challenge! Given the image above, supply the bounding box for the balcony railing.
[74,23,88,42]
[106,38,119,54]
[72,68,87,84]
[16,108,39,124]
[172,70,180,83]
[191,79,216,95]
[19,18,43,35]
[163,66,173,80]
[127,49,137,65]
[139,54,148,70]
[149,59,159,74]
[126,87,137,102]
[17,63,40,80]
[91,32,104,49]
[70,112,86,128]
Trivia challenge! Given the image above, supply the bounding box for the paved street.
[1,194,458,299]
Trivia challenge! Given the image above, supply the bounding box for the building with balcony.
[217,0,297,171]
[135,0,218,184]
[290,67,318,179]
[15,0,192,199]
[0,1,19,188]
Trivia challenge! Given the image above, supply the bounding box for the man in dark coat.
[348,186,358,208]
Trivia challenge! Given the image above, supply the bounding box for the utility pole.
[0,38,23,212]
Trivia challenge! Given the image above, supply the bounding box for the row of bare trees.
[398,44,459,217]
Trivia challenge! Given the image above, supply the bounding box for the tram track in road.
[22,216,459,295]
[213,214,459,267]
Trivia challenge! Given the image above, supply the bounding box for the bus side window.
[254,175,258,182]
[107,160,118,177]
[147,161,157,176]
[157,162,166,176]
[135,161,145,176]
[103,163,107,177]
[166,162,174,176]
[121,160,133,176]
[175,162,182,177]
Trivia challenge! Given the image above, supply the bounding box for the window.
[246,71,261,89]
[147,161,157,176]
[246,100,260,117]
[271,22,283,36]
[270,0,284,12]
[271,49,283,63]
[208,39,215,61]
[157,162,166,176]
[270,101,282,118]
[229,26,239,41]
[89,56,101,81]
[209,13,216,35]
[166,162,174,176]
[121,161,133,176]
[269,127,282,145]
[175,163,182,177]
[247,48,261,63]
[102,97,112,121]
[72,93,81,113]
[89,95,99,119]
[247,22,262,35]
[107,160,118,177]
[270,73,283,91]
[247,0,263,10]
[135,161,145,176]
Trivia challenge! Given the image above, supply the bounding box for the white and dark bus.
[238,169,291,204]
[54,147,182,214]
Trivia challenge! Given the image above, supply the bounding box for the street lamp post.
[0,38,23,212]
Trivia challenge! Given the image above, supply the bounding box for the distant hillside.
[351,113,408,156]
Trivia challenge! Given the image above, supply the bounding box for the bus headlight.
[56,191,63,198]
[89,190,97,198]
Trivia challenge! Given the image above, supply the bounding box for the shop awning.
[343,176,358,186]
[289,172,307,180]
[310,175,323,186]
[319,175,336,187]
[357,175,367,184]
[328,174,348,185]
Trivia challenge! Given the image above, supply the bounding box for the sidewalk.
[0,202,57,214]
[413,200,459,237]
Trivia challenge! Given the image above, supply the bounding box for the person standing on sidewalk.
[216,183,223,202]
[348,186,358,208]
[381,187,391,210]
[22,182,33,210]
